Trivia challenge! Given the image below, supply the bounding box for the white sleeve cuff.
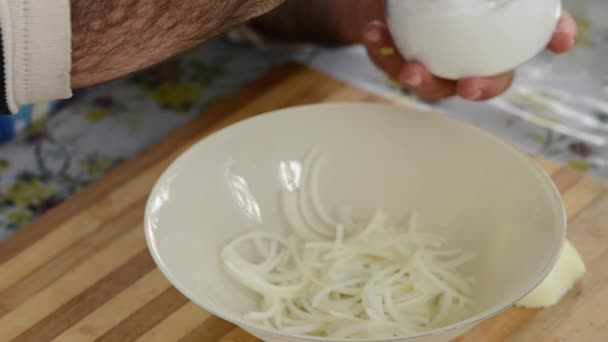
[1,0,72,113]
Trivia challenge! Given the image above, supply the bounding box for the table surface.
[0,64,606,342]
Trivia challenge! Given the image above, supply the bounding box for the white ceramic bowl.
[145,103,566,342]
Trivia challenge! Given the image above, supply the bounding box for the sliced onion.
[220,151,475,339]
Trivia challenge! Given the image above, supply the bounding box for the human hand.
[361,13,577,102]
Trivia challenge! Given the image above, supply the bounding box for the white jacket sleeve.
[0,0,72,113]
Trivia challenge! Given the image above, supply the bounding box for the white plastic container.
[386,0,562,79]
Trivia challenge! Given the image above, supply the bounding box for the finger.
[457,71,516,101]
[548,13,577,53]
[362,20,405,78]
[398,63,457,101]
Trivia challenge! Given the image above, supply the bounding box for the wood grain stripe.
[532,156,561,175]
[52,269,171,342]
[96,287,189,342]
[0,226,147,341]
[552,167,585,195]
[0,63,302,265]
[0,199,146,316]
[563,177,606,220]
[219,328,262,342]
[319,86,380,103]
[0,211,103,292]
[457,307,538,342]
[177,315,236,342]
[0,175,152,293]
[134,303,211,342]
[567,193,608,266]
[13,250,155,342]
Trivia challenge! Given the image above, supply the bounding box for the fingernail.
[467,89,482,100]
[402,73,422,87]
[554,25,567,34]
[363,27,381,43]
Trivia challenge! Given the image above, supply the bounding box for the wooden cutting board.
[0,64,606,342]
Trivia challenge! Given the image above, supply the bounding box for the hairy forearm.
[70,0,284,88]
[251,0,384,46]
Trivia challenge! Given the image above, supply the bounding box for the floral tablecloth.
[0,0,606,241]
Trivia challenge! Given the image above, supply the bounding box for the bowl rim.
[144,102,567,342]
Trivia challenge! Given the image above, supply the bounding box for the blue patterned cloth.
[0,102,65,144]
[0,116,12,143]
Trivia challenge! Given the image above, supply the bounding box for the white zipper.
[4,0,71,111]
[0,0,18,113]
